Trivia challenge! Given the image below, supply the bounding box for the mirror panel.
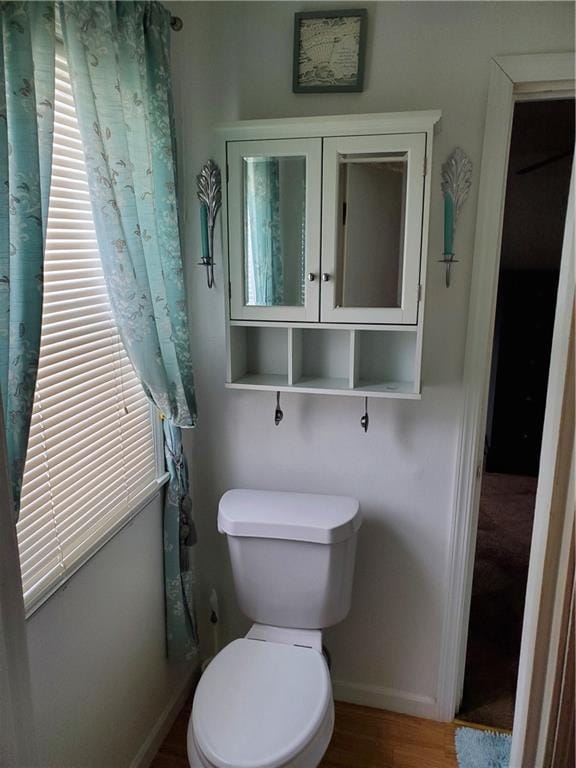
[243,155,307,307]
[336,152,407,309]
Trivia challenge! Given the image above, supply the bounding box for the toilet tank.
[218,490,361,629]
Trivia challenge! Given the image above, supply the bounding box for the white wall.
[26,494,194,767]
[169,1,574,718]
[342,163,403,308]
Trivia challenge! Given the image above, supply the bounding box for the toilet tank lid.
[218,489,361,544]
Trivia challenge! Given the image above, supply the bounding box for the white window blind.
[16,49,160,611]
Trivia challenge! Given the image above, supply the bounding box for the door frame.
[437,51,575,725]
[510,167,574,767]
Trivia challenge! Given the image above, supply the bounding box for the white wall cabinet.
[219,112,440,398]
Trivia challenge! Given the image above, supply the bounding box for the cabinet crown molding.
[217,110,442,142]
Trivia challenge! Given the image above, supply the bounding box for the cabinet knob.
[307,272,316,282]
[322,273,331,282]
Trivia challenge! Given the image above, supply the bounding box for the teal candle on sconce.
[200,203,209,263]
[440,148,472,286]
[443,193,454,256]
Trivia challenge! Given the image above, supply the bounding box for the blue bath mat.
[455,726,512,768]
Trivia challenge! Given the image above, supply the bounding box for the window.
[16,48,161,612]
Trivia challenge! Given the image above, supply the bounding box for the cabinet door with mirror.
[227,139,321,322]
[321,134,426,324]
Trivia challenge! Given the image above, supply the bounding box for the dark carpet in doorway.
[458,472,537,730]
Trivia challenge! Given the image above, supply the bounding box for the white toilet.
[187,489,361,768]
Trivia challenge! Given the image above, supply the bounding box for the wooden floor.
[151,698,459,768]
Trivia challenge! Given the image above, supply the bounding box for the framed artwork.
[292,9,367,93]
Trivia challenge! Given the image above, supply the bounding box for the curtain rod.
[170,16,183,31]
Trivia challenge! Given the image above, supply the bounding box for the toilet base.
[187,697,334,768]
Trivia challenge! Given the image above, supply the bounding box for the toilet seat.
[191,638,332,768]
[188,704,334,768]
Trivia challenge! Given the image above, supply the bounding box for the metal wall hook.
[274,391,284,426]
[360,397,369,433]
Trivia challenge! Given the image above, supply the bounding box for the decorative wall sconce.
[196,160,222,289]
[440,148,472,287]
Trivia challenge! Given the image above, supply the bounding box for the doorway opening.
[457,98,575,730]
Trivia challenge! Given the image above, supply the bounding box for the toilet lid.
[193,639,331,768]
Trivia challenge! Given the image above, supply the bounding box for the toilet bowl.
[187,637,334,768]
[187,490,361,768]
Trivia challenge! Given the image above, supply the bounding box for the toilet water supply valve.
[201,588,221,674]
[210,588,220,654]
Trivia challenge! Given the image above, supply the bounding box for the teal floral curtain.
[0,1,55,519]
[59,0,198,660]
[245,158,284,305]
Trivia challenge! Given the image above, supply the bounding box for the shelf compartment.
[352,329,418,394]
[290,328,352,391]
[229,326,289,386]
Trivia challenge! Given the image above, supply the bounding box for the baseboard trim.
[333,679,437,720]
[130,663,200,768]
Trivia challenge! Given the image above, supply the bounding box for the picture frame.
[292,9,367,94]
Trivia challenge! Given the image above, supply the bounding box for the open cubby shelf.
[227,325,421,399]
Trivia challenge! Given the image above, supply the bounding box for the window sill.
[24,472,170,620]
